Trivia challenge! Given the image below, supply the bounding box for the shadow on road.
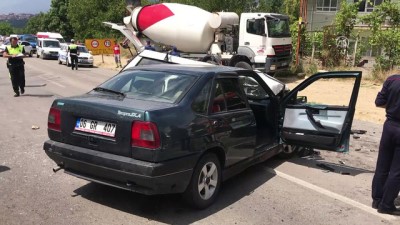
[73,158,283,224]
[0,165,10,173]
[21,94,54,98]
[277,154,374,176]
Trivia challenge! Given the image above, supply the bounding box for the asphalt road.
[0,57,398,225]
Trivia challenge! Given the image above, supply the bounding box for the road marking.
[265,167,397,221]
[38,75,66,88]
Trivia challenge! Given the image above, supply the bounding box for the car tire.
[235,61,252,70]
[58,58,62,64]
[36,53,39,58]
[29,51,32,57]
[183,153,221,209]
[278,144,298,159]
[66,59,70,67]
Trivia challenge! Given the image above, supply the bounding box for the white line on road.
[38,75,66,88]
[265,167,397,221]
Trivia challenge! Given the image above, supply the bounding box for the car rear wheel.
[66,59,70,67]
[183,153,221,209]
[29,51,32,57]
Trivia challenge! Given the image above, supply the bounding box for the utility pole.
[295,0,307,66]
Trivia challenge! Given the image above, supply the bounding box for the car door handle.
[244,42,250,45]
[305,108,325,129]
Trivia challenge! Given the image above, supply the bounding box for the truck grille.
[272,44,292,57]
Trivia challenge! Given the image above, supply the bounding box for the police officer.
[68,39,79,70]
[3,36,26,97]
[372,74,400,215]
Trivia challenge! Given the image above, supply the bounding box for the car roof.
[126,64,247,76]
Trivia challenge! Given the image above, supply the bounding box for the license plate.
[75,118,116,137]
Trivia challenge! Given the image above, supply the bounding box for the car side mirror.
[296,96,307,104]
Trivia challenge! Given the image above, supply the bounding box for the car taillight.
[48,107,61,131]
[131,121,160,149]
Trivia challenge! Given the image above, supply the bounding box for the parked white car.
[19,41,33,57]
[0,40,33,57]
[58,44,94,67]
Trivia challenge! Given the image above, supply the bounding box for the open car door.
[280,71,362,152]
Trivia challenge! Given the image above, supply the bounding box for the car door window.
[239,76,269,100]
[192,79,212,114]
[211,78,247,113]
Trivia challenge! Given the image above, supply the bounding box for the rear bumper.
[43,140,196,195]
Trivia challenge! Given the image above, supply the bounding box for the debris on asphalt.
[351,129,367,134]
[316,163,335,172]
[355,148,361,151]
[353,135,360,139]
[31,125,40,130]
[339,160,346,165]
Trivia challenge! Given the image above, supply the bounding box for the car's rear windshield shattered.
[98,70,197,103]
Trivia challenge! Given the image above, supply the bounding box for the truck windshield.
[44,41,60,48]
[266,17,291,38]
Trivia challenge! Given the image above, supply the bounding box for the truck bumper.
[260,56,291,73]
[43,140,196,195]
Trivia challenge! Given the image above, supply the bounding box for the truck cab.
[238,13,292,73]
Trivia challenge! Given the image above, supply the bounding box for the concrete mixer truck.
[105,3,292,73]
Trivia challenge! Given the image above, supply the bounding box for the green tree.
[0,22,14,35]
[334,0,359,38]
[68,0,126,40]
[24,13,50,34]
[47,0,74,40]
[361,1,400,70]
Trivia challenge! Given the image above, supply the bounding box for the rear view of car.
[44,66,203,199]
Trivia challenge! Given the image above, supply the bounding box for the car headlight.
[89,56,93,59]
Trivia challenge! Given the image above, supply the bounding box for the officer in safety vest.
[3,36,26,97]
[68,39,79,70]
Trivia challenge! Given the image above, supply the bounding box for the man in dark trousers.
[68,39,79,70]
[3,36,26,97]
[372,74,400,215]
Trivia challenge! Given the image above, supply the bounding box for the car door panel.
[279,71,362,152]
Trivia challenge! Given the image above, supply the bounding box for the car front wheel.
[183,153,221,209]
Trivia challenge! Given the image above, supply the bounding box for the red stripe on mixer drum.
[137,4,175,31]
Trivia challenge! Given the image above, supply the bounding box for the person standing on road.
[68,39,79,70]
[170,46,180,57]
[113,40,122,68]
[372,74,400,215]
[144,40,156,51]
[3,36,26,97]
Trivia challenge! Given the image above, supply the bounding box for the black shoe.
[372,200,380,209]
[14,93,20,97]
[21,88,25,94]
[377,208,400,216]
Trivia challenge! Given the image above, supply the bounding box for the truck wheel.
[183,153,221,209]
[235,61,252,70]
[278,144,298,159]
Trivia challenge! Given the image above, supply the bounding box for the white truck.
[104,3,292,73]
